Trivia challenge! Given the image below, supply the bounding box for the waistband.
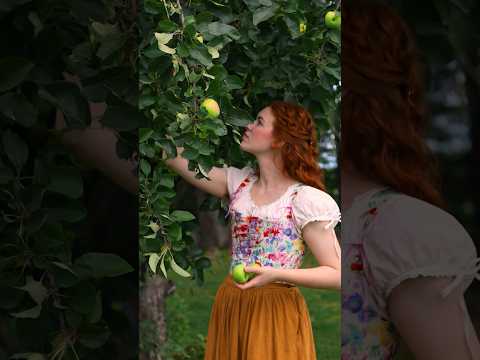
[222,274,297,290]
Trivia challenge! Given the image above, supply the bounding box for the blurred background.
[386,0,480,332]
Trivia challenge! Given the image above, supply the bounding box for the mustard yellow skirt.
[204,274,317,360]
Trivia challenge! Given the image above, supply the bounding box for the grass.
[161,248,340,360]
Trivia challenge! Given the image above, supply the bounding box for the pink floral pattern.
[342,189,399,359]
[227,176,305,273]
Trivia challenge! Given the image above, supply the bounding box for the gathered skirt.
[204,274,317,360]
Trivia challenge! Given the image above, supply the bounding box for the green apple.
[325,11,341,30]
[232,263,261,284]
[299,21,307,33]
[200,98,220,119]
[232,264,249,284]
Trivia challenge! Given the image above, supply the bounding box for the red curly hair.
[265,101,326,191]
[342,0,445,208]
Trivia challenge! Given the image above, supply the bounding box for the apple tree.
[138,0,341,355]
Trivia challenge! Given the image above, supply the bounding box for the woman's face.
[240,106,276,155]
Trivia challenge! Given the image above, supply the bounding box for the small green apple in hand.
[200,98,220,119]
[325,11,341,30]
[232,263,260,284]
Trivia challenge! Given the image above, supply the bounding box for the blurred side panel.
[341,0,480,358]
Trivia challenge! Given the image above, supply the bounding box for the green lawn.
[161,248,340,359]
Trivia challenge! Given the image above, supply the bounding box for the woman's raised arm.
[164,147,228,199]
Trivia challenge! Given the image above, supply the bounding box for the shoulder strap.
[225,174,252,219]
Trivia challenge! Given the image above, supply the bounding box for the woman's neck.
[255,153,297,190]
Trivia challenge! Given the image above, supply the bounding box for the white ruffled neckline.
[245,174,301,210]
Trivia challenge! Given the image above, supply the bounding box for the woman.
[341,0,480,359]
[165,101,341,360]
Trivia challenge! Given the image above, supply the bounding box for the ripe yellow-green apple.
[232,264,248,283]
[200,98,220,119]
[299,22,307,33]
[232,263,261,284]
[325,11,341,30]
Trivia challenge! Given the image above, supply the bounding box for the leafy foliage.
[139,0,341,285]
[0,0,139,358]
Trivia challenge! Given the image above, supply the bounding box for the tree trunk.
[139,277,176,360]
[174,180,231,250]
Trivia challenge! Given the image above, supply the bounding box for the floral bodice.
[225,166,341,275]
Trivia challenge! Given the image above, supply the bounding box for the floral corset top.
[225,167,341,277]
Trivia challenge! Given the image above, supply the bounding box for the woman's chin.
[239,142,252,153]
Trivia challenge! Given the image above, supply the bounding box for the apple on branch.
[200,98,220,119]
[325,11,341,30]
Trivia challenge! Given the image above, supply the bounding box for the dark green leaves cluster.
[1,0,138,358]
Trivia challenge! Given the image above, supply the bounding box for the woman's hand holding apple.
[233,264,279,290]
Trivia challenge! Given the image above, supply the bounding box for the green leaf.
[252,5,278,26]
[167,223,182,243]
[0,93,38,127]
[140,159,151,176]
[86,292,102,323]
[10,304,42,319]
[159,44,176,54]
[148,253,161,273]
[139,94,156,109]
[243,0,261,11]
[226,108,252,126]
[189,46,213,67]
[207,46,220,59]
[50,262,79,288]
[224,75,244,90]
[154,32,174,45]
[74,253,134,278]
[2,130,28,173]
[159,176,175,188]
[207,22,240,40]
[159,255,167,278]
[97,33,127,60]
[181,148,199,160]
[170,254,191,277]
[171,210,196,222]
[39,81,91,128]
[52,261,77,276]
[0,57,34,92]
[139,128,154,143]
[65,281,97,314]
[101,103,148,131]
[47,167,83,199]
[15,276,47,304]
[10,353,46,360]
[157,20,177,32]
